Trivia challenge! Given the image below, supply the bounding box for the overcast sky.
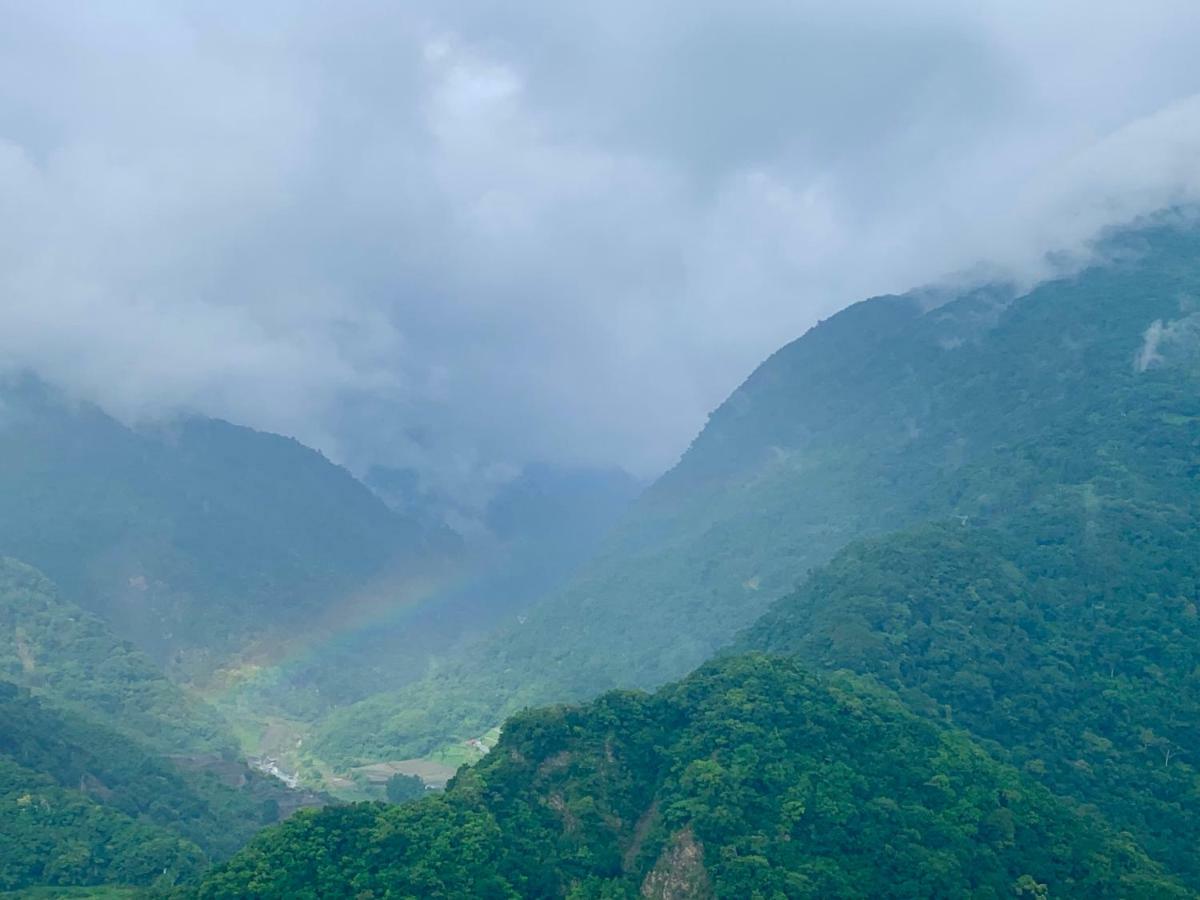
[3,1,1200,495]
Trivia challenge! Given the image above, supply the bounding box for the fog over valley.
[2,3,1200,897]
[4,1,1200,503]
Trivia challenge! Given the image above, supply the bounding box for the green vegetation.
[0,678,312,864]
[0,382,640,769]
[385,774,425,804]
[198,656,1183,899]
[0,558,231,755]
[1,889,147,899]
[8,218,1200,895]
[1,888,147,899]
[738,493,1200,883]
[0,755,204,892]
[312,220,1200,767]
[0,562,323,892]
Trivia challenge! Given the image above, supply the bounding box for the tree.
[385,773,425,804]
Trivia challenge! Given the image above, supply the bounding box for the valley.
[3,217,1199,896]
[7,6,1200,895]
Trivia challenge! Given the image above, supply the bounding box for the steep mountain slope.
[0,379,442,666]
[0,678,312,863]
[470,463,645,620]
[198,656,1183,899]
[0,558,230,755]
[0,559,325,892]
[205,464,641,747]
[313,217,1200,765]
[334,462,644,693]
[736,492,1200,884]
[0,754,205,893]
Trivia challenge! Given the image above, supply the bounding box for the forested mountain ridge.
[0,680,295,864]
[0,751,206,892]
[0,378,447,666]
[735,491,1200,884]
[0,558,231,755]
[0,559,323,892]
[313,217,1200,766]
[197,656,1185,899]
[0,379,638,733]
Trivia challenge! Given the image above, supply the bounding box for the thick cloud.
[2,1,1200,490]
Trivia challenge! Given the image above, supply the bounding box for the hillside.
[0,379,442,667]
[0,677,318,863]
[0,558,231,755]
[204,460,642,768]
[197,655,1183,899]
[312,217,1200,766]
[0,560,324,892]
[736,491,1200,884]
[0,754,205,893]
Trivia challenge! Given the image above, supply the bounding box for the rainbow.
[197,556,503,714]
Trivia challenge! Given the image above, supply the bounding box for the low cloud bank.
[2,1,1200,495]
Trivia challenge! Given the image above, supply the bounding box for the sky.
[3,1,1200,499]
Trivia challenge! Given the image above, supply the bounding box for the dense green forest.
[737,492,1200,884]
[0,754,205,892]
[197,655,1185,898]
[312,220,1200,766]
[0,678,310,863]
[0,562,322,892]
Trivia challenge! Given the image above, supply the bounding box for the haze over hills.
[0,558,230,755]
[0,384,643,892]
[194,213,1200,897]
[0,559,323,892]
[2,212,1198,894]
[0,377,443,664]
[0,373,643,749]
[311,216,1200,766]
[7,2,1200,895]
[364,460,644,652]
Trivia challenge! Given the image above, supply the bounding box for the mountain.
[0,378,443,668]
[482,463,644,592]
[736,492,1200,884]
[360,461,643,652]
[194,209,1200,894]
[8,214,1200,895]
[311,217,1200,766]
[0,679,290,863]
[0,379,642,738]
[208,461,641,743]
[0,559,323,892]
[0,557,230,755]
[0,408,643,889]
[0,751,205,893]
[196,655,1184,899]
[0,377,484,762]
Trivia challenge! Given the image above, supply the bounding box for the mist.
[3,0,1200,495]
